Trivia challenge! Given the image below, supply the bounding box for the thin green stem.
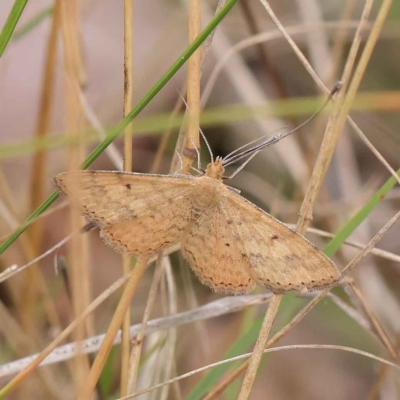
[0,0,238,255]
[0,0,28,57]
[12,6,53,41]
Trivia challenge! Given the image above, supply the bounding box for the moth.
[54,132,340,294]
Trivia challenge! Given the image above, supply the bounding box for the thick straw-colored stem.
[182,0,201,172]
[237,295,281,400]
[60,0,93,396]
[29,0,60,250]
[120,0,134,395]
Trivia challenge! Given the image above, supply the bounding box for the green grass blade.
[12,6,53,41]
[0,93,387,160]
[0,0,238,254]
[0,0,28,57]
[185,169,400,399]
[323,170,400,256]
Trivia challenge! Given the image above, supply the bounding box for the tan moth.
[54,131,340,294]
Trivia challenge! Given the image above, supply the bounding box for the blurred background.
[1,0,400,399]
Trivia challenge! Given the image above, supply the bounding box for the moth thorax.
[205,158,225,180]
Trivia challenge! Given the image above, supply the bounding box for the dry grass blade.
[78,257,148,399]
[341,211,400,276]
[233,0,374,395]
[289,225,400,264]
[348,119,400,186]
[0,234,73,284]
[126,345,400,400]
[0,261,146,397]
[29,0,60,250]
[127,252,164,394]
[348,281,398,360]
[0,294,269,378]
[201,20,364,105]
[158,257,179,400]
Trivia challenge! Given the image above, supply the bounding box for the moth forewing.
[54,170,197,227]
[219,187,340,293]
[54,159,340,295]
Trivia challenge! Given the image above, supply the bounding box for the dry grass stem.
[183,0,202,172]
[239,1,287,98]
[29,0,60,250]
[293,0,373,231]
[121,0,134,394]
[0,174,61,333]
[167,1,225,174]
[179,256,211,360]
[348,119,400,186]
[127,253,164,394]
[0,258,148,396]
[128,345,400,400]
[60,0,93,394]
[0,294,269,378]
[0,201,69,243]
[328,0,358,83]
[288,225,400,264]
[0,234,180,285]
[78,90,123,170]
[341,211,400,276]
[201,21,363,105]
[259,0,371,94]
[121,254,132,396]
[79,257,148,399]
[0,234,73,284]
[237,294,281,399]
[234,0,375,395]
[348,281,398,360]
[158,257,179,400]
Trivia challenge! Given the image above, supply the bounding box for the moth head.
[205,157,225,180]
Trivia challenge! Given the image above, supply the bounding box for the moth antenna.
[190,139,201,170]
[175,150,184,173]
[225,150,260,180]
[199,125,214,163]
[223,82,341,169]
[189,165,203,175]
[223,134,281,167]
[177,90,214,163]
[223,127,287,162]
